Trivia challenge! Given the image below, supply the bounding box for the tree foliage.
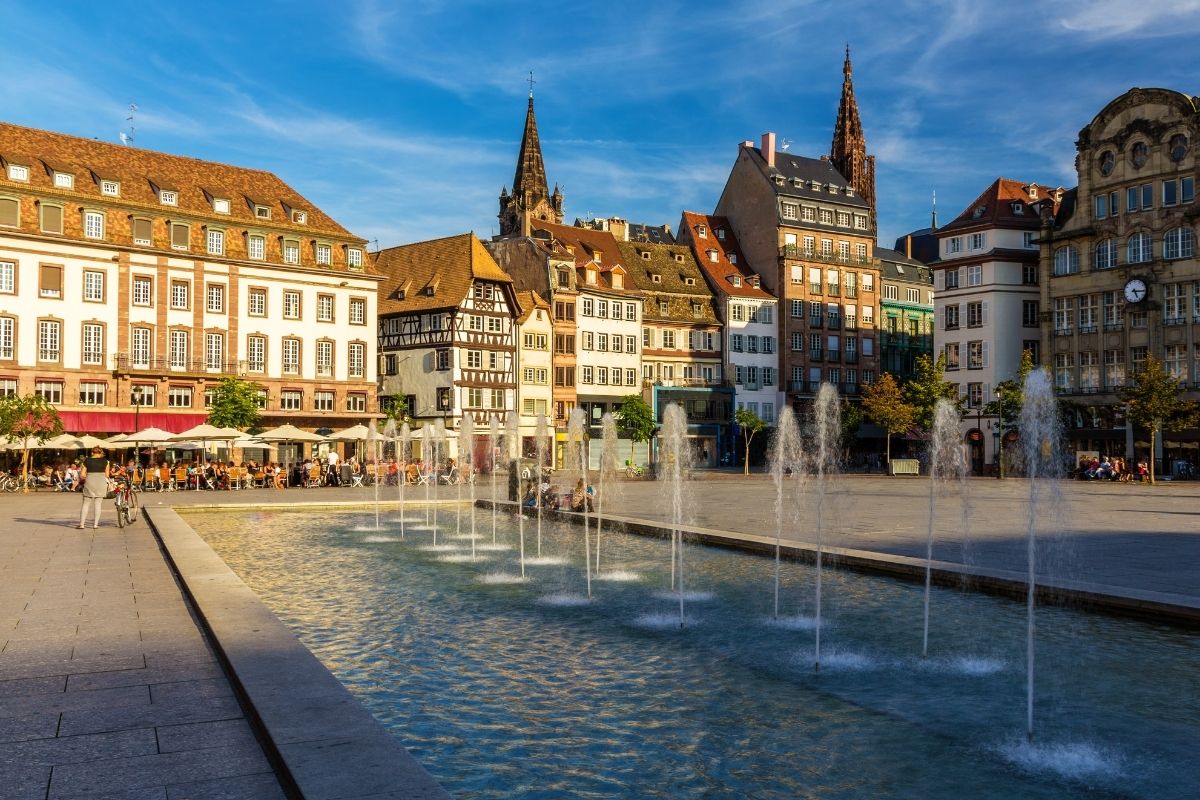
[733,406,767,475]
[615,394,656,465]
[861,373,915,464]
[840,399,862,457]
[904,354,962,432]
[982,348,1035,421]
[1119,355,1199,484]
[381,395,410,424]
[0,394,63,491]
[206,377,263,430]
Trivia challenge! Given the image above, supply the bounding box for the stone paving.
[0,497,285,800]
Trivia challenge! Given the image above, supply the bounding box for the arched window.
[1093,239,1117,270]
[1164,227,1195,260]
[1126,233,1152,264]
[1053,245,1079,275]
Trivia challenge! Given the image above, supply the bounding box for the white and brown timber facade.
[0,121,377,435]
[375,234,518,430]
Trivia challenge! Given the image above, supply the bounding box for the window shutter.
[983,383,991,403]
[982,341,990,368]
[133,218,152,244]
[0,198,17,227]
[981,301,989,326]
[171,223,189,249]
[40,264,61,294]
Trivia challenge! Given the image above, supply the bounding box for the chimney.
[905,235,912,259]
[761,132,776,168]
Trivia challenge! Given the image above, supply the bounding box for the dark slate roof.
[1053,187,1078,229]
[744,146,869,209]
[876,247,934,285]
[484,237,552,299]
[628,223,675,244]
[893,229,940,265]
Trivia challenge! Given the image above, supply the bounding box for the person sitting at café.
[405,460,421,484]
[62,463,80,492]
[522,480,538,508]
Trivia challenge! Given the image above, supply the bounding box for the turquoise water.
[192,509,1199,799]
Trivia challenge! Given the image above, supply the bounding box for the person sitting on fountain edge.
[571,478,594,513]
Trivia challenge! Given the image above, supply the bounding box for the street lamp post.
[132,385,144,469]
[995,387,1005,480]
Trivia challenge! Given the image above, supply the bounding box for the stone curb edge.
[144,507,451,800]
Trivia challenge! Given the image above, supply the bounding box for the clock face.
[1124,278,1148,304]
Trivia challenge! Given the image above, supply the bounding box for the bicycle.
[1,474,38,492]
[113,478,140,528]
[625,462,645,478]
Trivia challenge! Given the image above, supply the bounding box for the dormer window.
[213,198,230,214]
[641,251,650,260]
[424,286,435,296]
[707,250,718,263]
[160,190,178,206]
[7,164,28,182]
[674,254,684,263]
[593,250,602,263]
[292,210,307,224]
[612,274,623,289]
[53,172,74,189]
[684,277,697,286]
[773,175,785,186]
[1027,184,1040,200]
[846,187,855,197]
[792,177,803,187]
[557,269,569,285]
[347,248,363,269]
[255,205,272,220]
[729,254,738,264]
[697,225,707,239]
[731,275,742,287]
[100,180,120,197]
[586,269,596,285]
[716,229,725,240]
[827,184,838,194]
[651,273,662,283]
[1011,202,1025,216]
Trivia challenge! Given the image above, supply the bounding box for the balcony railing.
[826,350,841,363]
[844,287,858,299]
[809,349,824,362]
[113,354,247,376]
[788,380,821,394]
[844,352,859,364]
[781,245,873,266]
[842,383,859,395]
[808,316,823,329]
[827,317,841,330]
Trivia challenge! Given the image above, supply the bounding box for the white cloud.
[1056,0,1200,38]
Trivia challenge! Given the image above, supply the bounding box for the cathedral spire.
[499,86,563,237]
[829,46,876,226]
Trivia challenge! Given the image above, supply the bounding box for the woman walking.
[78,447,110,529]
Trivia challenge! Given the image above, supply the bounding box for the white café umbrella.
[170,423,243,443]
[123,427,179,444]
[326,423,372,441]
[255,424,327,443]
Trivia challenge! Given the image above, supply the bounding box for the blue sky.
[4,1,1200,250]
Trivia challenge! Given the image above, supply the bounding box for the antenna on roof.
[781,139,792,152]
[931,189,938,230]
[120,103,137,145]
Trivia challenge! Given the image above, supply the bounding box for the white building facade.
[0,121,376,435]
[934,179,1058,473]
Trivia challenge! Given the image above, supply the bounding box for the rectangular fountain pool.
[188,508,1199,800]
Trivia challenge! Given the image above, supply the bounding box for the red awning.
[57,411,208,434]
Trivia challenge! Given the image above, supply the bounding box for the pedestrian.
[78,446,110,529]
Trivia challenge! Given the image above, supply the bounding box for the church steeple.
[829,46,876,227]
[499,81,564,237]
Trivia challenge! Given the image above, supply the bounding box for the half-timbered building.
[375,234,518,431]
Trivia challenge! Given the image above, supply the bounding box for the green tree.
[982,348,1035,421]
[904,354,961,432]
[840,399,862,460]
[615,395,656,466]
[733,407,767,475]
[0,394,63,492]
[206,377,263,430]
[1119,355,1199,484]
[382,395,410,424]
[861,373,915,466]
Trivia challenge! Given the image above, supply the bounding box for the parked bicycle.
[113,477,140,528]
[0,474,38,492]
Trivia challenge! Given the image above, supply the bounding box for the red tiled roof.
[374,234,512,315]
[941,178,1061,232]
[0,121,360,241]
[678,211,775,300]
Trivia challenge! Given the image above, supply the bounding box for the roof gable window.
[53,171,74,189]
[707,250,718,262]
[731,275,742,287]
[213,198,230,214]
[100,180,120,197]
[160,190,178,206]
[292,209,307,224]
[7,164,28,182]
[255,204,272,220]
[697,225,707,239]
